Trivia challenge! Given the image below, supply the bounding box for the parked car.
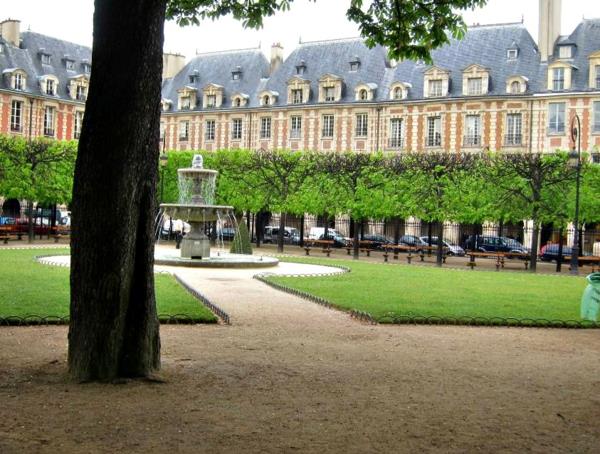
[399,234,428,249]
[465,235,528,254]
[0,216,15,226]
[318,232,347,248]
[264,226,301,245]
[308,227,343,240]
[358,234,394,250]
[161,218,190,239]
[502,237,529,253]
[419,236,465,256]
[538,243,583,262]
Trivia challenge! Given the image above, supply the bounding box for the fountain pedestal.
[181,222,210,259]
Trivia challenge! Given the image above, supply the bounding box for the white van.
[308,227,342,240]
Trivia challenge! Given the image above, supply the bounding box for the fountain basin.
[154,249,279,268]
[160,204,234,223]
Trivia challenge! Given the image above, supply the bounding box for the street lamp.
[568,114,582,276]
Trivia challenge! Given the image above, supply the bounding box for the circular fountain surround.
[158,154,278,268]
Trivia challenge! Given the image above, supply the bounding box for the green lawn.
[0,248,217,323]
[269,257,592,325]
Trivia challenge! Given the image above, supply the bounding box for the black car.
[359,234,394,250]
[319,232,347,248]
[539,244,577,262]
[465,235,527,254]
[398,234,428,250]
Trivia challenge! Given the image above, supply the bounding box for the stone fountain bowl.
[160,204,234,223]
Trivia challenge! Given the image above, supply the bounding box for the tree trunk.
[68,0,166,382]
[277,212,285,253]
[529,220,539,272]
[299,214,305,248]
[27,200,34,243]
[353,217,360,260]
[436,222,444,267]
[556,227,564,273]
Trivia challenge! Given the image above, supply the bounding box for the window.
[393,87,403,100]
[75,85,86,101]
[548,103,566,134]
[74,111,84,139]
[232,71,241,80]
[359,89,368,101]
[179,121,189,141]
[291,89,303,104]
[263,95,270,106]
[593,101,600,133]
[426,116,441,147]
[507,49,518,60]
[65,60,75,71]
[232,118,242,140]
[350,61,360,72]
[296,64,306,75]
[553,68,565,91]
[429,79,443,97]
[322,115,334,138]
[464,115,481,147]
[389,118,403,148]
[44,107,55,137]
[205,120,215,141]
[260,117,271,139]
[355,113,368,137]
[596,65,600,89]
[559,46,572,59]
[234,97,241,107]
[180,96,191,110]
[10,100,22,132]
[46,79,55,95]
[41,54,51,64]
[206,95,216,108]
[510,81,521,94]
[467,78,482,96]
[324,87,335,102]
[82,63,91,74]
[13,73,24,91]
[505,113,522,146]
[290,115,302,139]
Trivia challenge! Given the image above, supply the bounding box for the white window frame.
[507,49,518,60]
[232,118,242,140]
[206,94,217,108]
[593,101,600,133]
[46,79,55,96]
[41,54,51,65]
[291,89,303,104]
[355,113,368,137]
[429,79,443,97]
[290,115,302,139]
[13,73,24,91]
[10,100,22,132]
[74,111,84,139]
[260,117,272,139]
[426,116,442,147]
[548,102,566,134]
[179,121,190,141]
[44,106,55,137]
[65,60,75,71]
[324,87,335,102]
[389,118,403,148]
[505,113,523,146]
[596,65,600,90]
[510,81,521,94]
[553,68,565,91]
[76,85,86,101]
[464,115,481,147]
[559,46,572,59]
[467,77,483,96]
[205,120,215,141]
[322,115,334,138]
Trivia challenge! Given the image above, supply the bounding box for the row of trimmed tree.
[160,149,600,271]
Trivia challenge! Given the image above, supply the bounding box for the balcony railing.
[463,135,481,147]
[504,134,523,146]
[10,124,22,132]
[44,128,55,137]
[388,138,404,149]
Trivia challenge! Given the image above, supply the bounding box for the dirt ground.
[1,246,599,453]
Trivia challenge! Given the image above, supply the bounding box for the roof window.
[296,60,306,75]
[349,56,361,72]
[232,66,242,80]
[188,70,200,84]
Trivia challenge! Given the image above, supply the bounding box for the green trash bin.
[580,273,600,322]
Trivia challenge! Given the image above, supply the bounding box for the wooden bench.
[305,239,334,257]
[467,251,530,271]
[566,256,600,272]
[51,227,71,243]
[345,240,376,257]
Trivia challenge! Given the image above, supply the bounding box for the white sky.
[3,1,600,60]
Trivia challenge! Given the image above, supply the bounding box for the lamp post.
[569,114,582,276]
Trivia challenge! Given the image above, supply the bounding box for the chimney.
[270,43,283,75]
[162,53,186,80]
[0,19,21,47]
[538,0,562,62]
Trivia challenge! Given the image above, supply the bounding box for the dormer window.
[68,75,90,101]
[259,90,278,107]
[234,98,241,107]
[467,77,482,95]
[65,60,75,71]
[202,84,223,109]
[318,74,342,103]
[506,75,527,94]
[359,89,367,100]
[389,82,411,100]
[349,56,360,72]
[13,73,24,91]
[553,67,565,90]
[559,45,573,59]
[82,62,91,74]
[206,94,216,108]
[393,87,402,99]
[231,66,242,80]
[595,65,600,89]
[231,92,249,108]
[424,67,450,98]
[324,87,335,102]
[291,89,303,104]
[161,99,172,112]
[507,48,518,60]
[180,95,191,110]
[75,84,87,101]
[40,53,51,65]
[429,80,443,97]
[263,95,270,105]
[462,64,489,97]
[188,70,200,84]
[510,81,520,94]
[46,78,55,95]
[296,61,306,75]
[354,83,377,102]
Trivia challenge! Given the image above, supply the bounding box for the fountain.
[155,154,278,268]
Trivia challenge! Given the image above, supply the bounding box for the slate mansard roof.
[0,31,91,100]
[161,48,270,109]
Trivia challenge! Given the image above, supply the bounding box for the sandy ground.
[1,247,600,453]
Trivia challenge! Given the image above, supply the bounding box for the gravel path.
[1,253,599,453]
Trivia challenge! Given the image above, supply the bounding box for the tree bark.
[529,220,539,272]
[277,212,285,253]
[27,200,34,243]
[68,0,166,382]
[353,217,360,260]
[436,221,444,267]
